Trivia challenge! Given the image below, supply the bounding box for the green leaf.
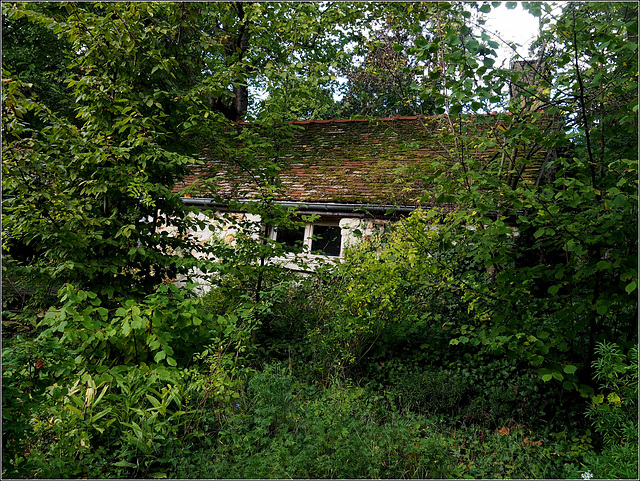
[146,394,161,408]
[524,3,542,16]
[449,104,462,116]
[625,281,637,294]
[131,315,144,329]
[536,330,549,340]
[542,373,553,382]
[534,227,546,238]
[563,364,577,374]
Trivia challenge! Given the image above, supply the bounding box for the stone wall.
[172,210,386,293]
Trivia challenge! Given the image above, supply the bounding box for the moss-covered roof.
[175,115,547,208]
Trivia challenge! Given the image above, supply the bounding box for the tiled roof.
[174,115,545,208]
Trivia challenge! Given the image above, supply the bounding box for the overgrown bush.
[170,365,598,479]
[188,365,459,479]
[1,281,256,479]
[392,367,472,417]
[2,334,191,478]
[316,213,468,373]
[581,342,638,479]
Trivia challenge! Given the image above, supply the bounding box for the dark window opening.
[311,225,341,257]
[276,226,305,250]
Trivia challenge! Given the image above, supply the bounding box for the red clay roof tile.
[175,115,546,207]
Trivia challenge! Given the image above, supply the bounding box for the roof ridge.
[291,115,435,124]
[238,112,507,125]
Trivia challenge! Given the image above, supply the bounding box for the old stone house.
[172,112,550,270]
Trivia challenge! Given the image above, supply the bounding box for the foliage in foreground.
[176,365,590,480]
[3,267,637,479]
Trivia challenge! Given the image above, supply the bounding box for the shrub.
[2,335,76,477]
[581,342,638,479]
[318,213,466,373]
[192,367,460,479]
[1,282,242,479]
[391,367,472,418]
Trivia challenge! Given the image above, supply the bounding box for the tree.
[338,2,452,118]
[2,2,223,303]
[2,3,253,473]
[395,0,638,392]
[186,1,373,121]
[341,28,425,117]
[1,2,74,120]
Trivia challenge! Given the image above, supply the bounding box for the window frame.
[269,220,343,257]
[308,222,342,257]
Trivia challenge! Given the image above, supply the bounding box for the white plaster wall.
[339,217,388,252]
[172,211,388,293]
[171,210,262,293]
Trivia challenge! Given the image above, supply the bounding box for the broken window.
[310,225,342,257]
[274,225,305,251]
[270,221,344,257]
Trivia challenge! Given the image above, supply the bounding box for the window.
[270,222,343,257]
[275,225,305,250]
[310,225,341,256]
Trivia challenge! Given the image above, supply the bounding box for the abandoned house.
[170,59,555,273]
[171,110,552,273]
